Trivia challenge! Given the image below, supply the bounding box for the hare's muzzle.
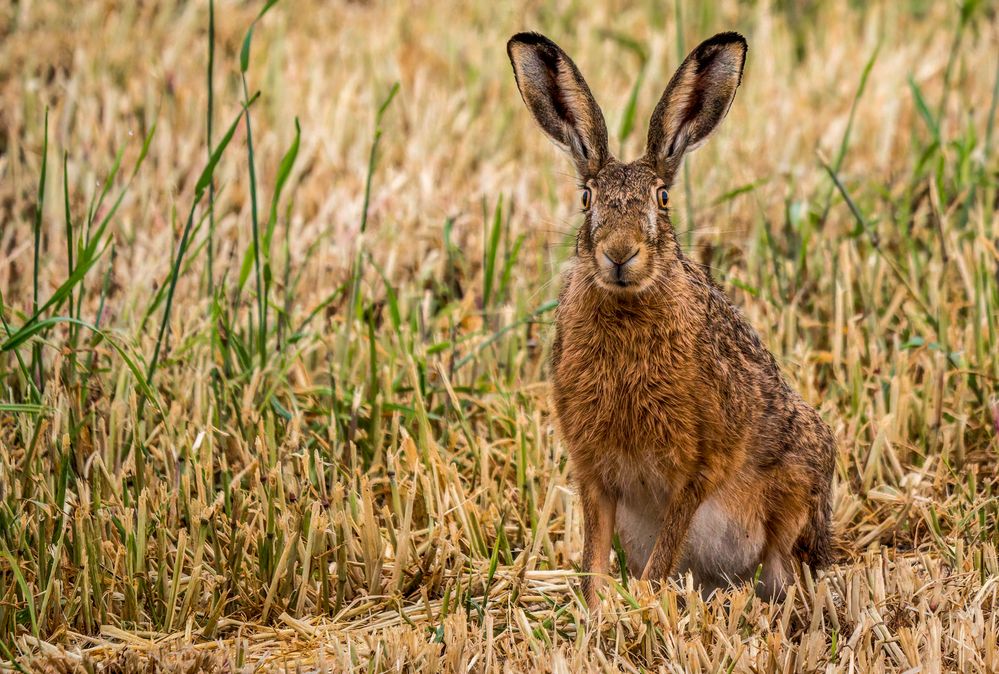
[597,240,646,289]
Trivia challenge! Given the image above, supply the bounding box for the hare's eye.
[581,188,592,210]
[657,187,669,210]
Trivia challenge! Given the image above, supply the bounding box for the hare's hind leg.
[757,491,810,600]
[757,547,792,601]
[682,495,766,593]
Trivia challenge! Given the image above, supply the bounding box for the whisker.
[672,227,746,239]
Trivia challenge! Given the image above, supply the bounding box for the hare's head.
[508,32,746,293]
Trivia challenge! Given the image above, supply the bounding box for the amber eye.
[581,187,592,210]
[657,187,669,210]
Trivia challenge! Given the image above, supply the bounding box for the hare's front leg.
[580,480,616,611]
[641,482,707,582]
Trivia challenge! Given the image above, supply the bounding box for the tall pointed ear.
[645,32,747,180]
[507,32,609,179]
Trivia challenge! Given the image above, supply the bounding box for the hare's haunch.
[507,31,836,609]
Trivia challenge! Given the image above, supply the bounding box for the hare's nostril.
[603,248,640,271]
[603,248,640,267]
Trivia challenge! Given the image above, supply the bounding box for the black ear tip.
[508,31,561,52]
[691,32,748,73]
[702,31,748,53]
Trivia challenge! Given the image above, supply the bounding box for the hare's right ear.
[507,33,609,179]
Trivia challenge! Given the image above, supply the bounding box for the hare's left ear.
[645,32,747,181]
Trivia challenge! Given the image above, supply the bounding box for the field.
[1,0,998,671]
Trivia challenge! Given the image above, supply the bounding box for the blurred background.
[2,1,993,315]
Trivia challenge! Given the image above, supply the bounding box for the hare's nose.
[603,248,640,278]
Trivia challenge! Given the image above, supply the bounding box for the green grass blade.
[206,0,217,294]
[149,101,253,382]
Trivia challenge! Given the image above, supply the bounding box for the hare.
[507,31,836,608]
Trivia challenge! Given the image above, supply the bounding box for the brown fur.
[508,32,835,609]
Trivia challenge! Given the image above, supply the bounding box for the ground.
[0,0,997,672]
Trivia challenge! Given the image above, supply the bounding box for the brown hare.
[507,31,836,608]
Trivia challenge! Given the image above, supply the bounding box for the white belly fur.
[615,494,765,588]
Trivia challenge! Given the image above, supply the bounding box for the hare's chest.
[552,319,697,468]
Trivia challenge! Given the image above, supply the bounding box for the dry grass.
[1,0,998,671]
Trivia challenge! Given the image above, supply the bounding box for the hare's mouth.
[594,270,653,294]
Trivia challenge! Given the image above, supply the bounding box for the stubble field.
[1,1,997,671]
